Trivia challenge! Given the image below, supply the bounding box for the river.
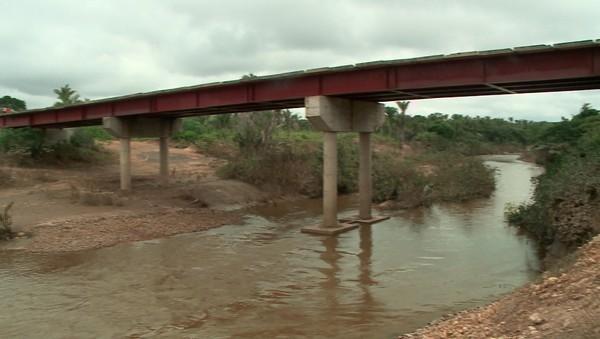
[0,155,543,338]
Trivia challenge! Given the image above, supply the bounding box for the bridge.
[2,40,600,234]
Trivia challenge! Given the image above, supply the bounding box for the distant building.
[1,107,13,114]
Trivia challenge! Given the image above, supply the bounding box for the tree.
[396,101,410,143]
[383,106,399,137]
[53,84,82,107]
[0,96,26,112]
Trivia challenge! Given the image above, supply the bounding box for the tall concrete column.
[120,137,132,191]
[159,136,169,185]
[359,132,372,220]
[323,132,338,228]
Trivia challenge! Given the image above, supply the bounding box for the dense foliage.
[382,106,550,154]
[508,104,600,248]
[0,87,109,164]
[173,107,498,205]
[0,96,26,112]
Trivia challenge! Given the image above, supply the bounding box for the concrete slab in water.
[340,215,390,225]
[301,222,358,235]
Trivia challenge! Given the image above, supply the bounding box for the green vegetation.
[507,104,600,249]
[0,202,14,240]
[0,87,110,164]
[0,95,26,112]
[174,106,499,206]
[0,127,46,158]
[382,106,549,154]
[53,84,83,107]
[0,125,110,164]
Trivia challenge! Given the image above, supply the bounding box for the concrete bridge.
[2,40,600,234]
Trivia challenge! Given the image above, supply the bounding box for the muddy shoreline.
[0,141,270,252]
[400,235,600,339]
[10,208,242,252]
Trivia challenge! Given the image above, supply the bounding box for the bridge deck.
[2,40,600,128]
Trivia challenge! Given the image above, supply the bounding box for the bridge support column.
[359,132,372,220]
[323,131,338,228]
[301,96,387,236]
[159,120,172,186]
[120,137,132,191]
[159,136,169,185]
[103,117,181,191]
[44,128,76,144]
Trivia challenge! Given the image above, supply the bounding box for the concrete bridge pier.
[322,131,338,228]
[44,128,76,144]
[302,96,388,236]
[359,132,372,220]
[103,117,182,191]
[120,136,132,190]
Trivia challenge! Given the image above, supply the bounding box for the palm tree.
[396,101,410,143]
[53,85,82,107]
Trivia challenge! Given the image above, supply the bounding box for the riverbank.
[400,234,600,339]
[0,141,261,252]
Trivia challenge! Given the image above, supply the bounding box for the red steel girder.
[2,42,600,129]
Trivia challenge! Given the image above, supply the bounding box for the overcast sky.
[2,0,600,121]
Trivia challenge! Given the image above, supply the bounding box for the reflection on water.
[0,155,543,338]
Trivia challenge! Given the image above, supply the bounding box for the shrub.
[0,202,14,240]
[508,150,600,247]
[336,135,359,194]
[0,128,46,158]
[70,127,112,147]
[220,132,496,207]
[0,168,15,187]
[219,139,322,196]
[0,127,110,164]
[372,154,428,204]
[371,152,494,206]
[429,154,496,201]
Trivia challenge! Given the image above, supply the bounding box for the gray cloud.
[1,0,599,120]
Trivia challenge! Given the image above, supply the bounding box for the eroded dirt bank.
[400,235,600,339]
[0,141,265,252]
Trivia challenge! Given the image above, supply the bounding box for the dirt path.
[0,140,266,252]
[400,235,600,339]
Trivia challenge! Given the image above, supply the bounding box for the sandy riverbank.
[0,140,266,252]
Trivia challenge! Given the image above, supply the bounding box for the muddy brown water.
[0,155,543,338]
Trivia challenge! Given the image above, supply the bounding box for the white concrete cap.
[305,96,384,132]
